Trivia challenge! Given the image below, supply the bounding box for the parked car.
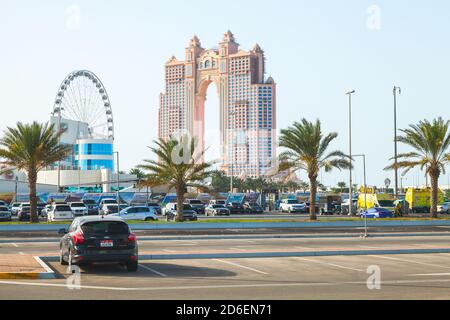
[10,202,21,216]
[226,202,245,214]
[184,199,206,215]
[341,199,358,215]
[0,206,12,222]
[0,201,7,207]
[37,203,46,216]
[360,207,394,219]
[303,202,320,214]
[58,216,138,272]
[438,202,450,214]
[147,202,162,215]
[41,204,52,218]
[279,199,305,213]
[82,199,99,215]
[18,203,31,221]
[243,202,264,214]
[99,198,118,207]
[112,206,158,221]
[99,204,120,216]
[205,204,230,216]
[164,203,198,221]
[47,204,74,222]
[209,199,226,206]
[68,202,88,217]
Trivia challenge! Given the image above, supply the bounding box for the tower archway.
[158,31,277,178]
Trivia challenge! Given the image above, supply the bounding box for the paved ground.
[1,233,450,299]
[0,254,44,273]
[1,253,450,299]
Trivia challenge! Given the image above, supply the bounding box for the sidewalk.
[0,254,55,279]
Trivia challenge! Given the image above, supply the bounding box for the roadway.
[1,234,450,299]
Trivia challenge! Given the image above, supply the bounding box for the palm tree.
[0,122,71,223]
[337,181,347,193]
[385,117,450,218]
[129,168,146,180]
[278,119,351,220]
[138,136,214,222]
[298,181,309,193]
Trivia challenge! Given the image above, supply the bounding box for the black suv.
[59,216,138,272]
[184,199,205,215]
[226,202,245,214]
[243,202,264,214]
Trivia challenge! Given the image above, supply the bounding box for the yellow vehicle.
[405,187,445,213]
[357,186,395,212]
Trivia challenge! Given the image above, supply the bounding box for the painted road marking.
[213,259,268,275]
[138,264,167,277]
[162,249,177,253]
[11,243,18,248]
[369,255,450,270]
[295,257,364,272]
[409,273,450,276]
[2,278,450,291]
[18,252,24,255]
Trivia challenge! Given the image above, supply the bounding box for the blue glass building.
[74,139,114,171]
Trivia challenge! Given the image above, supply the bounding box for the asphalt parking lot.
[1,234,450,299]
[1,254,450,299]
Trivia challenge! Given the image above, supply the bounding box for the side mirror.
[58,228,67,235]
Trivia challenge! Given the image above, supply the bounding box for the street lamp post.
[354,154,368,237]
[393,86,401,199]
[56,107,63,192]
[346,90,356,215]
[14,176,18,202]
[229,111,237,193]
[113,151,120,203]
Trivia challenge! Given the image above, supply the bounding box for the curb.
[2,219,450,232]
[2,232,450,244]
[40,247,450,262]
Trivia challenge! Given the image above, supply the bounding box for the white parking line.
[369,255,450,270]
[295,257,364,272]
[11,243,18,248]
[139,264,167,277]
[409,273,450,276]
[18,252,24,255]
[213,259,268,275]
[162,249,177,253]
[2,278,450,292]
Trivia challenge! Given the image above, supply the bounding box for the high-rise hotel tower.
[158,31,276,178]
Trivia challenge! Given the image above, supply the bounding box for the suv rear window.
[70,203,85,207]
[81,221,129,235]
[56,205,71,211]
[188,200,202,204]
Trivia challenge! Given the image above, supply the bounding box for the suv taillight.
[128,233,137,243]
[72,230,85,245]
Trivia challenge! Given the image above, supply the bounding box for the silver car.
[112,206,159,221]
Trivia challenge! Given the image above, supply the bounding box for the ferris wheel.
[52,70,114,140]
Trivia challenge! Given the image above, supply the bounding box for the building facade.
[158,31,276,178]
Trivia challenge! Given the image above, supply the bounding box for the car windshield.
[83,200,96,205]
[70,203,85,208]
[212,205,225,208]
[103,199,117,203]
[56,205,71,211]
[189,200,202,204]
[81,221,129,235]
[287,200,298,204]
[106,205,119,212]
[147,203,159,207]
[378,200,394,207]
[12,203,20,207]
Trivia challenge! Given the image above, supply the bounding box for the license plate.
[100,240,113,247]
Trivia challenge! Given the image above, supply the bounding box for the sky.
[0,0,449,188]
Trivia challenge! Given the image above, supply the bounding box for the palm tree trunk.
[429,170,439,218]
[175,185,185,222]
[309,177,317,221]
[28,169,39,223]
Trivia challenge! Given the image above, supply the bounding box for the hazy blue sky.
[1,0,449,188]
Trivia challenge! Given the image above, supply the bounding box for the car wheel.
[126,261,138,272]
[60,248,68,266]
[144,217,153,221]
